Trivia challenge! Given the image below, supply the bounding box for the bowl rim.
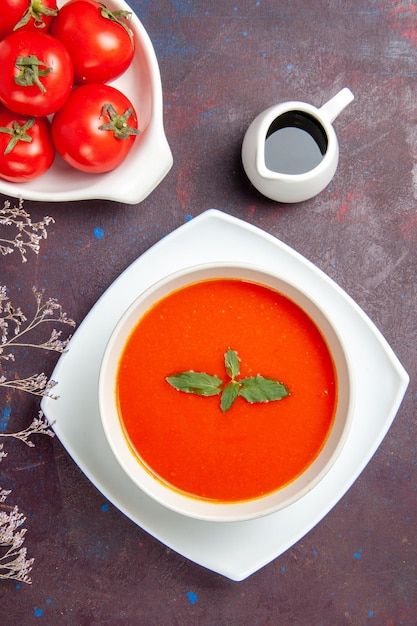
[98,261,356,522]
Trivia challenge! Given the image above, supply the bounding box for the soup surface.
[116,278,337,502]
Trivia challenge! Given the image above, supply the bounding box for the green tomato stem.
[14,55,52,93]
[99,104,140,140]
[99,6,134,43]
[0,119,35,155]
[14,0,58,31]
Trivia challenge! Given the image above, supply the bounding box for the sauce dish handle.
[319,87,354,123]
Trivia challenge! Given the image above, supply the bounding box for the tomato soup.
[116,278,337,503]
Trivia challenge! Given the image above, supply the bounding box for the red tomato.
[0,104,55,182]
[51,84,140,173]
[50,0,135,84]
[0,0,58,39]
[0,31,73,117]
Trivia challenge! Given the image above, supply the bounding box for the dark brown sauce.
[265,111,328,175]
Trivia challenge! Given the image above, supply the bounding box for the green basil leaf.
[166,349,290,412]
[224,348,240,379]
[166,371,222,396]
[239,375,290,403]
[220,380,240,413]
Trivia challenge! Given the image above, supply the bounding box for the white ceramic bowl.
[99,262,354,522]
[0,0,173,204]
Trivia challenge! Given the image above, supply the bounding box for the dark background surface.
[1,1,416,624]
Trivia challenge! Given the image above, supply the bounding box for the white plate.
[41,210,409,581]
[0,0,173,204]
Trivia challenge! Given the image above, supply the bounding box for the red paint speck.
[335,188,359,222]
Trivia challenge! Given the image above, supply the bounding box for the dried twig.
[0,198,54,263]
[0,411,55,448]
[0,199,76,584]
[0,286,76,362]
[0,490,34,584]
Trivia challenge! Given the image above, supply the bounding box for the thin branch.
[0,200,73,585]
[0,492,33,583]
[0,410,55,449]
[0,198,54,263]
[0,375,58,399]
[0,286,75,361]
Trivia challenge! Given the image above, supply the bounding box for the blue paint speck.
[94,227,104,239]
[101,503,109,512]
[242,30,248,36]
[34,608,43,617]
[368,610,374,617]
[187,591,197,605]
[354,548,362,559]
[46,599,52,604]
[15,583,21,590]
[184,214,193,222]
[287,64,293,71]
[1,405,12,429]
[2,406,12,419]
